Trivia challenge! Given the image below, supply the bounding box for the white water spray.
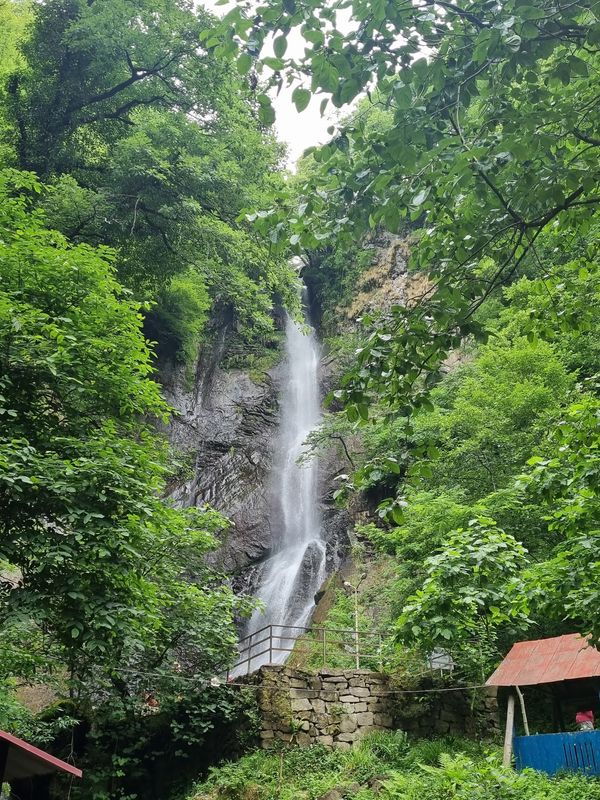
[243,302,326,669]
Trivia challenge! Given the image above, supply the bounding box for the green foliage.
[497,246,600,379]
[410,338,574,498]
[219,327,285,381]
[192,744,346,800]
[212,0,600,677]
[318,274,595,672]
[0,1,31,164]
[298,587,372,672]
[302,241,375,334]
[0,679,76,747]
[144,268,211,370]
[187,735,600,800]
[516,394,600,640]
[0,0,295,789]
[82,682,258,800]
[361,492,474,559]
[0,617,78,744]
[0,1,30,77]
[3,0,600,794]
[335,331,574,517]
[11,0,223,174]
[359,729,410,765]
[3,0,296,368]
[382,752,600,800]
[398,518,531,680]
[217,0,600,484]
[0,169,250,797]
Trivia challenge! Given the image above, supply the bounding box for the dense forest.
[1,0,600,798]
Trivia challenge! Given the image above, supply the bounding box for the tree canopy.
[2,0,296,368]
[218,0,600,414]
[0,165,244,677]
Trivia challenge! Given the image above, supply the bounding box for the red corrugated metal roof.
[0,730,82,781]
[486,634,600,687]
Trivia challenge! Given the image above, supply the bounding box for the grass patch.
[183,732,600,800]
[220,330,284,383]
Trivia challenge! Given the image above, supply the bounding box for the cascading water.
[242,296,326,670]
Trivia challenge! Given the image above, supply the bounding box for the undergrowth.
[185,732,600,800]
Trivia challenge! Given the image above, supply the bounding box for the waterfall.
[242,299,326,669]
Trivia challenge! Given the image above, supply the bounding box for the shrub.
[382,752,600,800]
[359,730,410,765]
[187,735,600,800]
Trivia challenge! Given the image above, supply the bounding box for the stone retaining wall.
[253,666,499,750]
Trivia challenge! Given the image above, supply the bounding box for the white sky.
[201,0,350,166]
[270,75,337,166]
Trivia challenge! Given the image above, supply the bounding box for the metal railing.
[228,623,384,678]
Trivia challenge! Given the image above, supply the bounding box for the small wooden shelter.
[487,634,600,775]
[0,729,82,799]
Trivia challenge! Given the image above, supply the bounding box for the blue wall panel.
[514,732,600,775]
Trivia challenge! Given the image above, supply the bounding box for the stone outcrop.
[308,233,431,330]
[161,344,282,575]
[251,665,499,750]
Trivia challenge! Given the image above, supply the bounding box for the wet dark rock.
[284,541,328,621]
[159,319,351,606]
[160,331,283,575]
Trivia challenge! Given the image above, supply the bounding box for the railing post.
[353,587,360,669]
[230,622,385,676]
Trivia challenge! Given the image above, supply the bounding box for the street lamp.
[343,574,367,669]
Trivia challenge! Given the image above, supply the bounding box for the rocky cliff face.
[159,319,350,598]
[160,333,281,576]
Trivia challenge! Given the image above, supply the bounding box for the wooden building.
[0,729,82,799]
[487,633,600,775]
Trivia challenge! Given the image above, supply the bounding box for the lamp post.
[343,574,366,669]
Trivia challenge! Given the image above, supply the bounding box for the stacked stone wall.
[253,666,499,750]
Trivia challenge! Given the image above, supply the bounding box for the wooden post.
[503,692,516,767]
[322,628,326,668]
[0,739,8,787]
[515,686,530,736]
[353,588,360,669]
